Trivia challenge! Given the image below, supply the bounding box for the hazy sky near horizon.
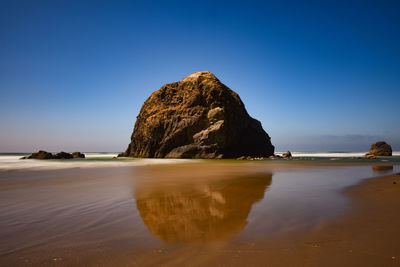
[1,0,399,152]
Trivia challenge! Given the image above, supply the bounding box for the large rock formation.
[366,141,392,157]
[120,71,274,158]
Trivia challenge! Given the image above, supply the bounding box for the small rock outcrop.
[365,141,392,157]
[364,154,377,159]
[22,150,85,160]
[27,150,54,159]
[72,152,85,158]
[53,152,73,159]
[120,71,274,158]
[282,151,292,159]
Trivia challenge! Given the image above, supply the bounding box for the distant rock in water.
[26,150,54,159]
[22,150,85,160]
[366,141,392,157]
[282,151,292,159]
[53,152,73,159]
[119,71,274,158]
[72,152,85,158]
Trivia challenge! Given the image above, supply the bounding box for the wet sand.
[293,172,400,266]
[113,168,400,267]
[0,162,399,266]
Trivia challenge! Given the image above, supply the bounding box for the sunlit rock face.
[120,71,274,158]
[134,172,272,243]
[367,141,392,156]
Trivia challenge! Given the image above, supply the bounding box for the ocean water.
[0,152,400,171]
[0,153,191,171]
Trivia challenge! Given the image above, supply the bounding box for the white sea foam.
[0,153,191,171]
[276,152,400,157]
[84,153,119,158]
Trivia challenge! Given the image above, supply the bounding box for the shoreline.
[0,156,399,172]
[238,172,400,266]
[304,172,400,266]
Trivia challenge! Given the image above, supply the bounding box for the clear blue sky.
[1,0,399,152]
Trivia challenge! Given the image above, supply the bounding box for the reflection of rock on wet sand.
[134,172,272,243]
[372,165,393,173]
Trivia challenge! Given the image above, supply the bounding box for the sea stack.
[120,71,274,158]
[366,141,392,157]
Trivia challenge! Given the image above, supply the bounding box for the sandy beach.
[0,160,399,266]
[291,172,400,267]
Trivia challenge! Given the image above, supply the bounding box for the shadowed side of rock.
[120,71,274,158]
